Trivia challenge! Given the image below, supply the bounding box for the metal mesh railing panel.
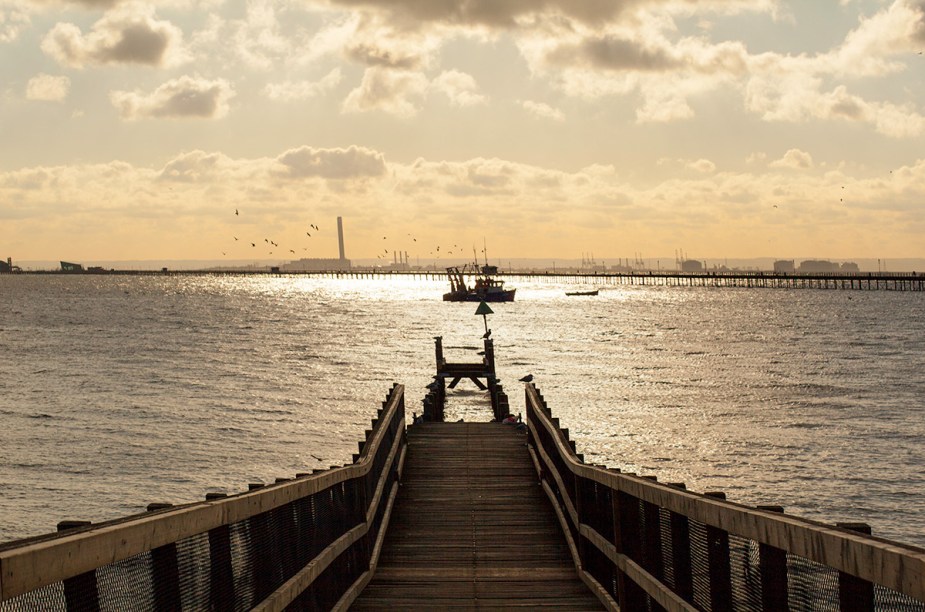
[96,550,156,611]
[787,553,840,611]
[875,586,925,611]
[0,582,66,612]
[729,533,762,611]
[688,518,712,611]
[173,532,211,610]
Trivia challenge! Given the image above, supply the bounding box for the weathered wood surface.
[351,422,603,610]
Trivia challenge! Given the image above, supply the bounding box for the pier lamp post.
[475,300,493,336]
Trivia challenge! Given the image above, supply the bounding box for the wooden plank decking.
[351,422,604,610]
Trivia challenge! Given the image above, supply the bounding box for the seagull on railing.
[519,374,534,383]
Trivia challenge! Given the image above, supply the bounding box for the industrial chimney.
[337,216,346,260]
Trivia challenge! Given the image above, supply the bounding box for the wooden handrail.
[525,384,925,602]
[0,385,406,602]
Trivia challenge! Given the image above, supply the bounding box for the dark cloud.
[574,36,680,71]
[327,0,633,28]
[344,42,423,69]
[41,6,183,67]
[111,76,234,120]
[913,1,925,45]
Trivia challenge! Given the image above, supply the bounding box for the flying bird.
[251,243,256,247]
[233,236,239,241]
[235,209,238,216]
[519,374,534,383]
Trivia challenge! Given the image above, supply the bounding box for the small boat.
[565,289,599,296]
[443,265,516,302]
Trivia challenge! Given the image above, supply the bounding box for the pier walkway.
[351,422,603,610]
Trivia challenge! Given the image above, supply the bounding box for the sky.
[1,0,924,264]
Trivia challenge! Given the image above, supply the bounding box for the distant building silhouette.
[60,261,84,272]
[680,259,704,272]
[798,260,858,273]
[774,260,795,273]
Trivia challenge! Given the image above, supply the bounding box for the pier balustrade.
[524,384,925,612]
[0,384,406,612]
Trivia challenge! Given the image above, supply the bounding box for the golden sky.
[2,0,925,262]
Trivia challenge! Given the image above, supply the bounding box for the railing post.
[837,523,874,612]
[206,493,235,611]
[146,503,181,611]
[666,483,694,603]
[612,492,647,610]
[57,521,100,612]
[641,476,664,582]
[705,492,732,611]
[757,505,788,611]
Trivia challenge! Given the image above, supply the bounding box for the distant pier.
[18,267,925,291]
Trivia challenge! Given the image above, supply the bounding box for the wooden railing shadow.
[0,384,407,612]
[524,384,925,612]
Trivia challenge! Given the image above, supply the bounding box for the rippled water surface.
[1,274,923,546]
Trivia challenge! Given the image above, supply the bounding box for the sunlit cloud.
[1,5,31,43]
[264,68,343,101]
[431,70,486,107]
[521,100,564,121]
[110,75,235,120]
[342,67,428,116]
[41,4,188,68]
[770,149,813,170]
[25,73,70,101]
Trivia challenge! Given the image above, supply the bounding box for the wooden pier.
[3,343,925,610]
[351,422,603,610]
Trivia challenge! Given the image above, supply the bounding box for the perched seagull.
[482,330,491,339]
[519,374,534,383]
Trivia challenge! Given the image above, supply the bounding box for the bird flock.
[225,209,481,264]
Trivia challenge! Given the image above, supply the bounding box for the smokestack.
[337,217,345,260]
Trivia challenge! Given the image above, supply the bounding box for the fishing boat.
[565,289,599,296]
[443,264,516,302]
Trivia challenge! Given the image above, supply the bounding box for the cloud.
[770,149,814,170]
[687,159,716,173]
[158,150,234,183]
[26,73,70,101]
[1,6,31,43]
[264,68,343,102]
[110,76,235,120]
[522,100,564,121]
[41,4,187,68]
[275,145,387,179]
[342,67,429,116]
[431,70,486,106]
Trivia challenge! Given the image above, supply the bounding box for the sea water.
[1,274,923,547]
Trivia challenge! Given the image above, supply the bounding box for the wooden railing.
[524,384,925,611]
[0,384,407,612]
